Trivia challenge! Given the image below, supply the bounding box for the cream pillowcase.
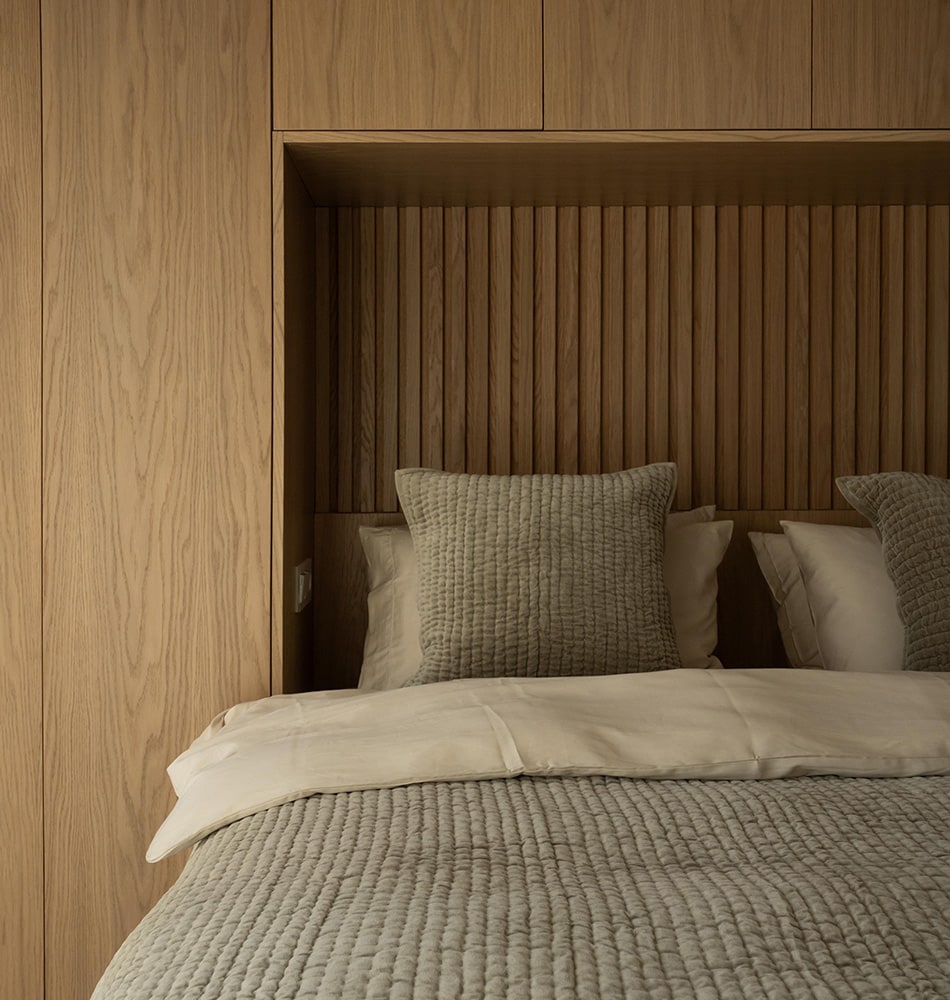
[781,521,904,673]
[748,532,823,669]
[359,505,731,690]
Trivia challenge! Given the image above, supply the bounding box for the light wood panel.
[544,0,810,130]
[814,0,950,128]
[273,0,541,130]
[42,2,271,997]
[286,131,950,207]
[273,145,317,695]
[316,203,950,515]
[0,1,42,997]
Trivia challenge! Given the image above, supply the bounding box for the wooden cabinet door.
[814,0,950,128]
[0,1,42,999]
[273,0,542,130]
[42,1,272,996]
[544,0,811,130]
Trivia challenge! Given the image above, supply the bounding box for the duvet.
[93,669,950,999]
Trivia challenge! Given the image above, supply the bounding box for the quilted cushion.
[394,464,680,685]
[837,472,950,672]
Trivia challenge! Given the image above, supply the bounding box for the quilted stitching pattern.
[837,472,950,672]
[94,776,950,999]
[394,465,680,684]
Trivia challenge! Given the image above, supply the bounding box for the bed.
[92,465,950,999]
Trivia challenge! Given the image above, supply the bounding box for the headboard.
[274,139,950,692]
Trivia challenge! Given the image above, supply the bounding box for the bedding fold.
[148,668,950,862]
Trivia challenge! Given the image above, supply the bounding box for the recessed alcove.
[272,130,950,692]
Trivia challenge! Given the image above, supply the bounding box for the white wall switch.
[293,558,313,613]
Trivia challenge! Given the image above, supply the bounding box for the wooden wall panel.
[545,0,810,130]
[273,147,316,695]
[814,0,950,128]
[42,3,271,997]
[0,1,42,997]
[318,203,950,514]
[274,0,542,130]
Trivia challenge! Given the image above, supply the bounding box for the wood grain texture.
[287,130,950,208]
[544,0,810,130]
[832,206,857,508]
[358,208,376,511]
[809,206,833,509]
[579,207,602,474]
[880,206,905,472]
[0,1,42,997]
[273,146,316,696]
[927,206,950,478]
[316,203,950,513]
[421,208,444,469]
[737,206,762,509]
[715,206,741,510]
[488,207,511,474]
[444,208,467,473]
[273,0,541,130]
[42,3,271,996]
[376,207,399,508]
[398,208,422,471]
[814,0,950,128]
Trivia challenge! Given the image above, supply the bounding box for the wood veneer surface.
[0,1,43,997]
[284,130,950,207]
[814,0,950,128]
[273,0,541,130]
[544,0,811,130]
[42,1,271,996]
[315,204,950,516]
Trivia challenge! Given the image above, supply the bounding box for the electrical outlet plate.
[293,558,313,613]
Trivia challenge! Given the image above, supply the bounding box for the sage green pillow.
[837,472,950,672]
[394,464,681,685]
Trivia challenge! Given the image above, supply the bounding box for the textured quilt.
[94,772,950,999]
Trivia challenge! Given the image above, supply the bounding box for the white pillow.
[359,507,732,690]
[781,521,904,672]
[748,532,823,669]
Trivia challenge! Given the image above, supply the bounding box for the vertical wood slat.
[624,207,648,470]
[602,207,625,473]
[927,206,950,478]
[762,206,787,508]
[809,205,833,508]
[376,207,398,509]
[786,205,810,509]
[358,208,376,511]
[556,207,580,473]
[336,208,354,511]
[903,205,928,473]
[314,208,332,512]
[466,207,490,474]
[880,206,904,472]
[322,202,950,512]
[421,207,444,469]
[715,206,743,507]
[443,207,466,473]
[856,206,881,475]
[737,206,762,508]
[579,207,602,474]
[534,207,557,472]
[488,207,512,475]
[693,206,717,507]
[647,207,670,464]
[669,206,693,507]
[398,207,422,473]
[511,207,534,474]
[832,206,857,508]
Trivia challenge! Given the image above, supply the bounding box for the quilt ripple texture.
[93,775,950,1000]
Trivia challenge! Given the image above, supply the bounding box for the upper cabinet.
[273,0,542,130]
[814,0,950,128]
[544,0,811,130]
